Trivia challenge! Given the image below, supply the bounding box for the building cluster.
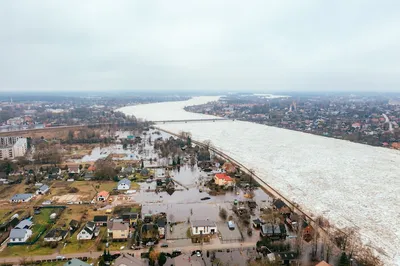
[0,136,27,160]
[186,94,400,148]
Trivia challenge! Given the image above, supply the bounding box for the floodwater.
[119,96,400,266]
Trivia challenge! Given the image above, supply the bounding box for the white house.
[9,229,32,243]
[10,194,33,203]
[77,222,96,240]
[190,220,217,236]
[36,184,50,195]
[118,178,131,190]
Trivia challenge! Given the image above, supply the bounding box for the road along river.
[118,96,400,266]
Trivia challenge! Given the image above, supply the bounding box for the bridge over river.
[153,118,230,123]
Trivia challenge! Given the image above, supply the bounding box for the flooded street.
[119,97,400,265]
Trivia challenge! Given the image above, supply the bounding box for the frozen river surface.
[119,96,400,265]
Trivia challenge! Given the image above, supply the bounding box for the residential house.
[222,162,236,174]
[122,212,139,226]
[108,221,129,240]
[122,166,134,175]
[93,215,108,227]
[77,222,96,240]
[44,228,68,242]
[118,178,131,190]
[97,191,109,201]
[260,223,286,240]
[10,193,33,203]
[114,253,146,266]
[272,199,291,215]
[190,220,217,236]
[9,229,32,243]
[36,184,50,195]
[15,219,33,229]
[69,219,80,233]
[68,165,80,174]
[214,173,233,186]
[63,259,91,266]
[157,218,167,239]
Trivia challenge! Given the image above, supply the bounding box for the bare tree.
[203,139,212,150]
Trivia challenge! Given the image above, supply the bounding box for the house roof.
[273,199,288,209]
[10,228,30,239]
[112,221,129,231]
[82,227,93,235]
[87,165,96,171]
[122,212,138,219]
[97,191,109,197]
[93,215,108,222]
[214,173,233,181]
[69,219,79,228]
[15,220,33,229]
[118,178,131,186]
[45,228,68,239]
[39,184,49,191]
[252,218,262,225]
[261,223,281,235]
[191,220,216,228]
[68,165,79,171]
[115,254,146,266]
[157,218,167,227]
[63,259,91,266]
[86,221,95,229]
[11,194,33,201]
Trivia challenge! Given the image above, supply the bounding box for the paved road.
[0,242,256,264]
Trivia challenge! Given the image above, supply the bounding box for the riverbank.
[119,97,399,265]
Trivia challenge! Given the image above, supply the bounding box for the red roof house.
[214,173,233,186]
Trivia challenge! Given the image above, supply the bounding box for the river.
[118,96,400,266]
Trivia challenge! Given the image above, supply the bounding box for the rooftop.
[191,220,216,228]
[215,173,233,181]
[11,194,33,201]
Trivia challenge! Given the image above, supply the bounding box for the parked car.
[160,243,168,248]
[146,242,155,247]
[56,256,66,260]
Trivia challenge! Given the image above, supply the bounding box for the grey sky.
[1,0,400,92]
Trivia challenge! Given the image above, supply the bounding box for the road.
[382,113,393,131]
[0,242,256,264]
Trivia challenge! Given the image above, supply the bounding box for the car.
[196,251,201,257]
[56,256,66,260]
[160,243,168,248]
[146,242,155,247]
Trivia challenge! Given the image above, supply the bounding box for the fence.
[7,206,66,247]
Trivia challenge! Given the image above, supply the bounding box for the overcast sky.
[1,1,400,93]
